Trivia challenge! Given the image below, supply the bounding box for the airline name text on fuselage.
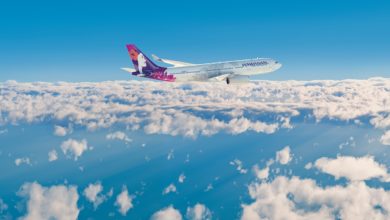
[242,61,268,67]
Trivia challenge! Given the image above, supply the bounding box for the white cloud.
[54,125,67,136]
[48,150,58,162]
[275,146,292,165]
[18,182,79,220]
[151,205,182,220]
[253,165,269,180]
[83,182,106,209]
[314,155,390,182]
[107,188,114,197]
[304,162,313,170]
[106,131,132,142]
[53,125,72,136]
[167,149,174,160]
[186,203,212,220]
[115,187,133,216]
[204,184,213,192]
[60,139,90,160]
[178,173,186,183]
[252,158,275,181]
[162,184,177,195]
[370,115,390,129]
[279,116,293,129]
[241,175,390,220]
[338,136,356,149]
[230,159,248,174]
[0,129,8,135]
[0,198,7,213]
[380,130,390,145]
[15,157,31,166]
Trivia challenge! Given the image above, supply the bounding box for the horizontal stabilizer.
[121,67,136,73]
[152,54,193,67]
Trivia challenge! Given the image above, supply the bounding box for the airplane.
[121,44,281,84]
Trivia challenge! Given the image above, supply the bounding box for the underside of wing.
[208,74,250,84]
[208,74,231,82]
[152,54,194,67]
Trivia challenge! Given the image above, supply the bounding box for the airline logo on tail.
[128,46,147,73]
[125,44,176,82]
[137,54,147,73]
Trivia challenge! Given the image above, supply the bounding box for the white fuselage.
[166,58,282,82]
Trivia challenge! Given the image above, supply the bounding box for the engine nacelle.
[226,75,250,84]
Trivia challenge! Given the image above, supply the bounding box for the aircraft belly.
[173,71,225,82]
[173,72,204,82]
[167,64,275,82]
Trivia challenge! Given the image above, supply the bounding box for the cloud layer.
[1,79,389,138]
[3,79,390,219]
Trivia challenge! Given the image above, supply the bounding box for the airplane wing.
[208,74,250,84]
[207,74,231,82]
[152,54,194,67]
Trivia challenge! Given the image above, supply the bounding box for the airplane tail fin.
[126,44,163,74]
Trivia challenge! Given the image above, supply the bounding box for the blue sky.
[0,0,389,82]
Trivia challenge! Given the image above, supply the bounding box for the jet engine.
[226,75,250,84]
